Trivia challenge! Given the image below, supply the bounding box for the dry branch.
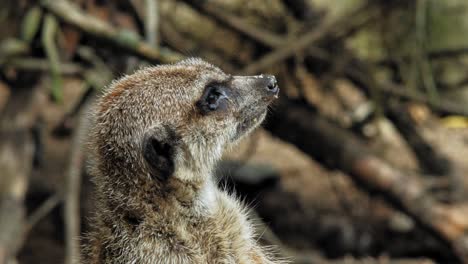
[242,3,373,74]
[0,39,30,63]
[0,132,33,264]
[64,97,94,264]
[2,57,83,75]
[26,193,62,232]
[386,102,451,176]
[180,0,283,48]
[0,77,40,264]
[180,0,330,63]
[265,98,468,263]
[379,83,468,117]
[345,63,468,117]
[39,0,183,63]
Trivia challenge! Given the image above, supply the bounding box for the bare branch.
[0,78,40,264]
[40,0,183,63]
[64,99,93,264]
[2,57,83,75]
[242,3,373,74]
[180,0,283,48]
[26,193,62,232]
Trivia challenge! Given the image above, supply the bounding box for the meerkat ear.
[142,126,178,181]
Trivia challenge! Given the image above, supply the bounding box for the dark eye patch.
[197,83,230,114]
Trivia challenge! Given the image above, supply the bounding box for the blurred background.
[1,0,468,263]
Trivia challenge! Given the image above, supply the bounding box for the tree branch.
[242,3,373,74]
[179,0,283,48]
[40,0,183,63]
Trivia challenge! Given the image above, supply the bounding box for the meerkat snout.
[262,74,280,95]
[85,58,284,263]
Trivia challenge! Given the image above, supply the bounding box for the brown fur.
[83,58,284,263]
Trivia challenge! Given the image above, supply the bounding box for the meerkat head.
[92,58,278,195]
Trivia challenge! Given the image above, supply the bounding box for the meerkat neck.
[192,178,217,215]
[172,162,218,209]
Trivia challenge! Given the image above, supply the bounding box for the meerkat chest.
[147,181,254,260]
[192,189,258,260]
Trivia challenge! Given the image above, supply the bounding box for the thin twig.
[2,57,83,75]
[415,0,439,103]
[0,38,30,62]
[42,14,63,102]
[26,192,62,232]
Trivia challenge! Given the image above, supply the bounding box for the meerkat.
[83,58,283,264]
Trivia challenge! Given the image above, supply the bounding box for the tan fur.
[83,58,284,263]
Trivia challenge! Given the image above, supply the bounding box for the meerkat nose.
[264,74,279,96]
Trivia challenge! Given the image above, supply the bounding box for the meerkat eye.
[198,85,229,114]
[207,88,224,110]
